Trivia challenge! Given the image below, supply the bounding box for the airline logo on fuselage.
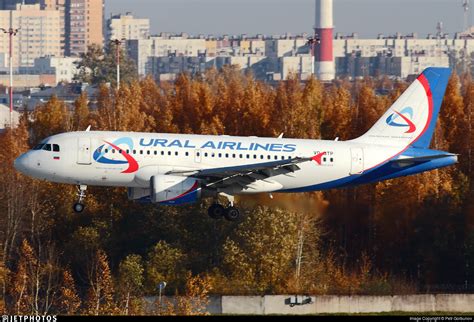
[139,138,297,152]
[386,107,416,134]
[93,137,139,174]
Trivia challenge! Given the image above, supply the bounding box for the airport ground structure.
[144,294,474,315]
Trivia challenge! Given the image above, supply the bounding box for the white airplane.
[15,67,457,221]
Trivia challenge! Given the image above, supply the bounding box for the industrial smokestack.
[315,0,335,81]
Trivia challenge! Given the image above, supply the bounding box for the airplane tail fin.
[353,67,451,149]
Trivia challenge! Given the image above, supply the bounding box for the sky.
[105,0,471,38]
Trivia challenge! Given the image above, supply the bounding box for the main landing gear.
[73,185,87,213]
[207,194,241,222]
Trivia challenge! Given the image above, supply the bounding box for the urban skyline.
[106,0,472,38]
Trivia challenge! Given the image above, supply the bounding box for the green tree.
[75,43,137,86]
[220,206,302,294]
[117,254,144,315]
[145,241,187,294]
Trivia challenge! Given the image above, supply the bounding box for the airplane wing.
[166,157,313,189]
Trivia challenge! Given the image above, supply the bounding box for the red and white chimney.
[315,0,335,81]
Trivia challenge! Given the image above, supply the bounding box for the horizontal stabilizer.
[391,153,458,165]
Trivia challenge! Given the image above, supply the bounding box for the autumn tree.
[57,269,81,315]
[30,95,71,142]
[9,240,32,315]
[72,93,90,131]
[321,85,352,140]
[166,273,211,316]
[440,73,469,157]
[84,250,117,315]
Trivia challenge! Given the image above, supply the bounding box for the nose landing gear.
[73,185,87,213]
[207,193,242,222]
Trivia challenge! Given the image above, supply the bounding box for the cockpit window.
[43,144,52,151]
[53,144,60,152]
[33,144,45,150]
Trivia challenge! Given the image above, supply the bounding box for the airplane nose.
[14,154,29,174]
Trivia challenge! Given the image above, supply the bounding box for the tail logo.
[93,137,139,174]
[386,107,417,134]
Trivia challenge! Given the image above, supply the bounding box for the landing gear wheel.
[224,207,241,222]
[208,203,225,219]
[73,203,85,213]
[73,185,87,214]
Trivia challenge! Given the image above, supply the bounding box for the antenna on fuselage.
[85,125,91,132]
[278,133,284,139]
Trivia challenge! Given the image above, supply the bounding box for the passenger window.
[197,152,200,157]
[168,151,171,156]
[239,154,243,159]
[204,152,208,157]
[43,144,52,151]
[119,150,122,154]
[112,149,116,154]
[105,149,109,153]
[323,157,327,162]
[175,152,178,156]
[232,154,236,158]
[260,155,264,160]
[212,153,215,158]
[147,151,150,155]
[218,153,222,158]
[140,150,143,155]
[186,152,189,157]
[154,151,157,155]
[161,151,164,156]
[254,155,257,159]
[225,153,229,158]
[133,150,136,154]
[247,154,250,159]
[53,144,60,152]
[330,158,334,162]
[267,155,271,160]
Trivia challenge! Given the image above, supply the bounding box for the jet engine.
[150,175,201,205]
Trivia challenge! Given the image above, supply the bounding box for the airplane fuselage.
[15,131,457,194]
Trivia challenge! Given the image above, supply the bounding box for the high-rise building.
[107,12,150,43]
[40,0,66,55]
[0,3,62,67]
[65,0,104,56]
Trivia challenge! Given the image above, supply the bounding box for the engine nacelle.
[150,175,201,205]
